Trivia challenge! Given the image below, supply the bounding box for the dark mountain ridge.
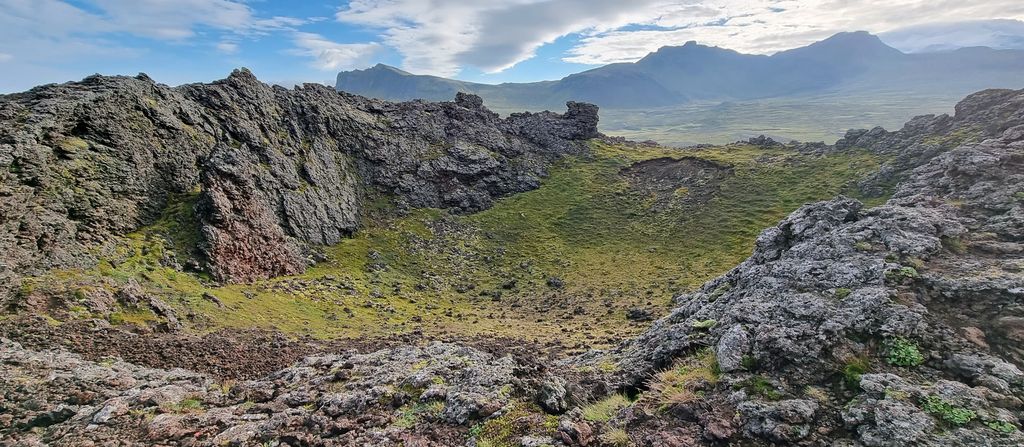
[336,31,1024,110]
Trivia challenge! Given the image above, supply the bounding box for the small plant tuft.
[985,420,1018,434]
[804,386,829,403]
[599,428,631,447]
[741,355,757,371]
[921,395,976,426]
[842,356,871,388]
[165,397,204,414]
[708,283,730,301]
[940,236,966,254]
[644,349,719,410]
[738,375,782,400]
[582,394,631,423]
[885,337,924,367]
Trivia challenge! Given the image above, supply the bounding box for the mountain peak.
[773,30,904,64]
[366,63,412,75]
[809,31,903,54]
[637,41,741,65]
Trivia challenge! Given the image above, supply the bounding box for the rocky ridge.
[0,70,598,290]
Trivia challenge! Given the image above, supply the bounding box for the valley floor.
[596,92,962,147]
[10,141,884,356]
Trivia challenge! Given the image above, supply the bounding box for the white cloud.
[0,0,305,62]
[216,41,239,54]
[0,53,11,62]
[334,0,1024,74]
[289,32,382,71]
[336,0,673,76]
[564,1,1024,65]
[0,0,320,91]
[88,0,256,39]
[881,19,1024,53]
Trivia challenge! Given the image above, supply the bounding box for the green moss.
[885,266,920,283]
[469,402,556,447]
[885,337,924,367]
[884,388,908,401]
[708,283,731,301]
[921,395,976,426]
[854,241,873,251]
[108,308,158,327]
[582,394,631,423]
[691,319,717,330]
[597,360,619,373]
[834,288,852,299]
[57,137,89,153]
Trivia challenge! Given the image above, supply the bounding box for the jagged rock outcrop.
[841,88,1024,197]
[0,69,598,289]
[603,94,1024,445]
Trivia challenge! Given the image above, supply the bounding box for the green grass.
[19,141,884,349]
[582,394,631,423]
[644,349,720,409]
[163,397,204,414]
[599,428,631,447]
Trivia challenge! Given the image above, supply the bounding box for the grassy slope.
[20,141,884,351]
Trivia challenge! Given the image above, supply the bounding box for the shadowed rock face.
[0,69,599,287]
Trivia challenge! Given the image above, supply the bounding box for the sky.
[1,0,1024,92]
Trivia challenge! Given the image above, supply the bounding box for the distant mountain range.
[336,31,1024,111]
